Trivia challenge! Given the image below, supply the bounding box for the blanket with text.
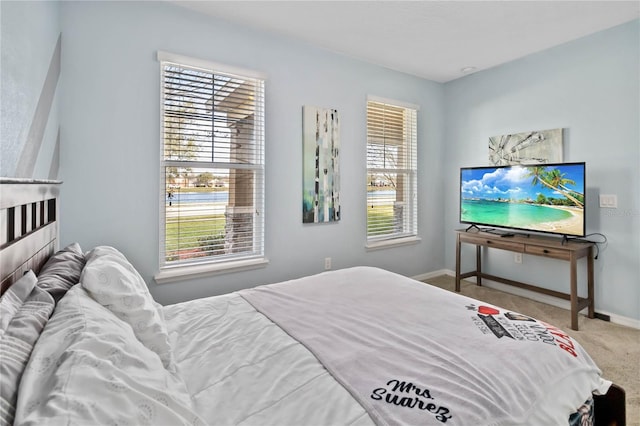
[240,267,610,426]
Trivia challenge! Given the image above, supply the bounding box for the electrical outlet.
[599,194,618,208]
[324,257,331,270]
[514,253,523,264]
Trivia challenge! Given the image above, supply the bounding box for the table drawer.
[524,245,570,260]
[459,234,523,252]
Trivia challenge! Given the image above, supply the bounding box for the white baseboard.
[412,269,451,282]
[414,269,640,330]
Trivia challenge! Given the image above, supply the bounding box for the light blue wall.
[444,20,640,321]
[5,1,636,321]
[58,1,446,304]
[0,0,61,179]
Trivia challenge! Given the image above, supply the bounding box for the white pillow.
[15,286,204,425]
[0,271,37,333]
[80,246,175,372]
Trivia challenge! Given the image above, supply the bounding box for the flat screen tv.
[460,162,586,237]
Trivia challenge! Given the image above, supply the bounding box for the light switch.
[599,194,618,208]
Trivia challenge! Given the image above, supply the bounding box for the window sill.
[154,257,269,284]
[365,236,421,251]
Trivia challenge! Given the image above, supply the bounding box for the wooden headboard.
[0,178,62,295]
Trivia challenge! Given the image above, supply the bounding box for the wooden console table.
[455,229,595,330]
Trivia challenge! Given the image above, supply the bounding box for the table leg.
[570,252,578,330]
[455,234,461,292]
[587,246,595,319]
[476,245,482,286]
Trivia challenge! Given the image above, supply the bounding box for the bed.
[0,179,626,426]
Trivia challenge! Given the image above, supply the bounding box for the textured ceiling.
[172,1,639,82]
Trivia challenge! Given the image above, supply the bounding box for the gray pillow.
[0,286,55,424]
[37,243,86,302]
[0,270,37,332]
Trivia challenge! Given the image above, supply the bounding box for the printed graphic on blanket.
[370,379,453,423]
[467,303,578,358]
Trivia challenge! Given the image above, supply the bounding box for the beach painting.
[460,163,585,236]
[302,106,340,223]
[489,128,563,166]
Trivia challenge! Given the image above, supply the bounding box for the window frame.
[155,51,267,283]
[365,95,420,249]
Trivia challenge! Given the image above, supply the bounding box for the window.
[157,52,265,279]
[366,97,418,245]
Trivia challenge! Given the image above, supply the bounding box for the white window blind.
[159,55,265,269]
[366,98,418,241]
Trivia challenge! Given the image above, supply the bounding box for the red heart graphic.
[478,306,499,315]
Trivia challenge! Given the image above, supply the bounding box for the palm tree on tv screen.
[546,169,584,207]
[525,166,584,209]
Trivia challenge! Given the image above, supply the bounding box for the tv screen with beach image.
[460,163,585,237]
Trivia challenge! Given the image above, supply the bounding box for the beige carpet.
[424,275,640,425]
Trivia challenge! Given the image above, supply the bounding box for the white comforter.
[163,292,374,425]
[14,257,609,426]
[15,286,205,425]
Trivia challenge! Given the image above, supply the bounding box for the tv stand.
[455,229,595,330]
[480,227,530,238]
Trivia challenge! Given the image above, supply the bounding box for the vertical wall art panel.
[302,106,340,223]
[489,128,563,166]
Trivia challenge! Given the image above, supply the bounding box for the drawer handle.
[486,240,492,244]
[543,249,550,254]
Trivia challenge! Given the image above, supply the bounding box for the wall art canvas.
[302,106,340,223]
[489,128,563,166]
